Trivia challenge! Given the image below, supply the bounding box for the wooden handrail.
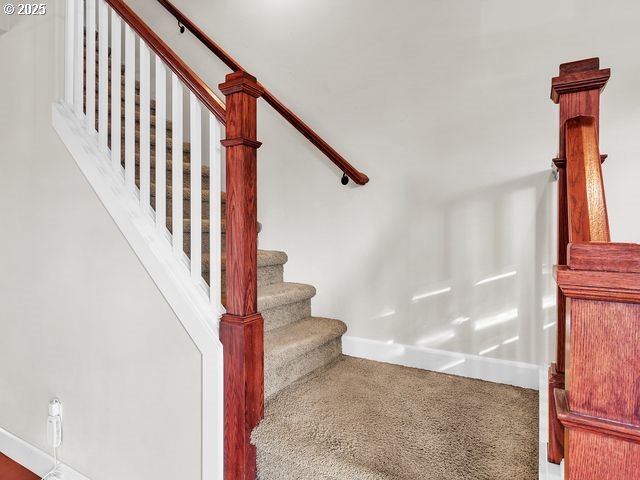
[565,116,610,243]
[157,0,370,186]
[106,0,226,124]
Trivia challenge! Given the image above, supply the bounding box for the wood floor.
[0,453,38,480]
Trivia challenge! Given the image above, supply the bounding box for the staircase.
[85,31,348,403]
[55,1,542,479]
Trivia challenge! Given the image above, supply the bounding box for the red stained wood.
[220,313,264,480]
[569,299,640,425]
[556,265,640,304]
[220,71,263,316]
[105,0,226,123]
[568,242,640,273]
[547,58,610,464]
[556,241,640,478]
[156,0,369,185]
[555,389,640,480]
[565,117,610,243]
[0,454,38,480]
[219,71,265,480]
[547,364,565,463]
[555,389,640,445]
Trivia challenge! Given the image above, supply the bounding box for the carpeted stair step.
[202,250,288,289]
[221,250,287,289]
[264,317,347,400]
[258,283,316,332]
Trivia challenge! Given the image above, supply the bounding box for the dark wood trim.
[105,0,226,123]
[156,0,370,185]
[547,363,565,463]
[551,57,611,104]
[568,242,640,273]
[556,263,640,304]
[555,389,640,444]
[219,71,265,480]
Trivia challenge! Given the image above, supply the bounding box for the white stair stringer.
[51,100,223,480]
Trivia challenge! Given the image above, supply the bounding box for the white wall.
[123,0,640,366]
[125,0,640,366]
[0,3,202,479]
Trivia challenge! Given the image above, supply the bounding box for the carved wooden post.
[555,243,640,479]
[547,57,610,463]
[219,71,265,480]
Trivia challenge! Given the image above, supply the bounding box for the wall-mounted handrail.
[157,0,370,185]
[106,0,226,123]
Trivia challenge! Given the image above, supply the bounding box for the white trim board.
[0,427,90,479]
[342,336,541,389]
[538,369,563,480]
[52,101,223,480]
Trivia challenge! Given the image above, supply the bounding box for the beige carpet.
[252,356,538,480]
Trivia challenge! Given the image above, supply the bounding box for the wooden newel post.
[547,58,610,464]
[219,71,265,480]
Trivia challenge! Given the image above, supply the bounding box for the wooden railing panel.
[556,242,640,480]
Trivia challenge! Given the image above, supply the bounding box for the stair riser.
[264,339,342,400]
[262,300,312,332]
[218,264,284,292]
[202,258,282,289]
[256,265,284,288]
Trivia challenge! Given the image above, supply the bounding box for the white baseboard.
[0,427,90,479]
[342,335,541,389]
[538,369,563,480]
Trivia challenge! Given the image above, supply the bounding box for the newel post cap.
[219,71,264,98]
[551,57,611,104]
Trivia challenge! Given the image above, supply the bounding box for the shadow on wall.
[340,170,556,366]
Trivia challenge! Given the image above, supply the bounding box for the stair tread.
[201,250,287,271]
[258,282,316,312]
[265,317,347,367]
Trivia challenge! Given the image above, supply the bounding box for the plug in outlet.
[47,399,62,449]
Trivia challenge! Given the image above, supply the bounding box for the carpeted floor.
[252,355,538,480]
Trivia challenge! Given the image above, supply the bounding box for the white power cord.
[42,400,63,480]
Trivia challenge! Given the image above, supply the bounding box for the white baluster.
[172,74,184,258]
[74,0,84,119]
[97,0,108,151]
[155,59,167,234]
[190,93,202,283]
[209,113,223,308]
[139,40,151,211]
[64,0,75,106]
[85,0,96,133]
[110,13,121,172]
[124,25,135,189]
